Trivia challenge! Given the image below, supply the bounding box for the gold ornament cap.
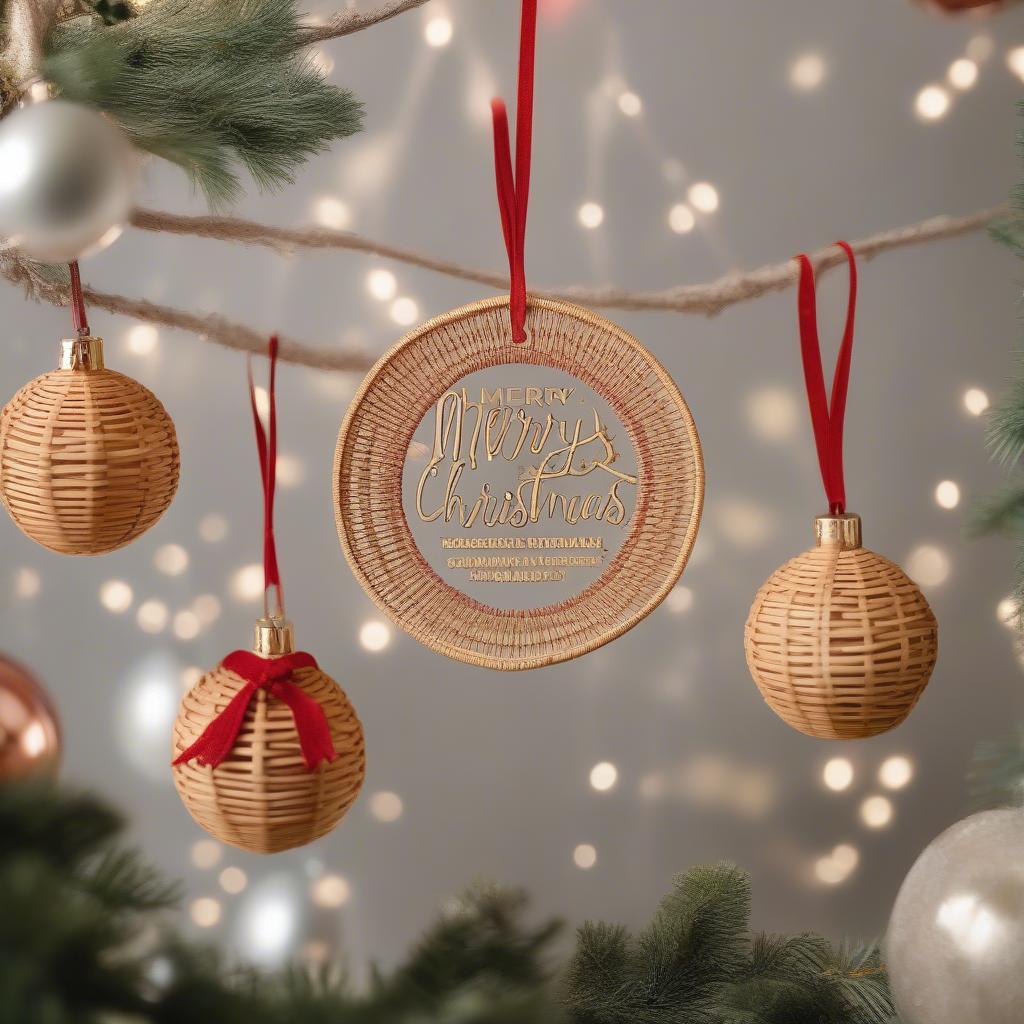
[815,512,862,550]
[253,616,295,657]
[59,336,104,371]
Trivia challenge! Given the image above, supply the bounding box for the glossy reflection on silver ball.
[887,809,1024,1024]
[0,100,137,262]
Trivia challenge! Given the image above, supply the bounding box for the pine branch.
[41,0,363,205]
[969,725,1024,810]
[967,483,1024,537]
[297,0,433,47]
[987,368,1024,468]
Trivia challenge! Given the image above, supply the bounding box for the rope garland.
[0,203,1002,372]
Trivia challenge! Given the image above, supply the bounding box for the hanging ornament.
[887,809,1024,1024]
[916,0,1008,13]
[334,0,703,671]
[0,653,61,781]
[0,264,179,554]
[744,246,937,739]
[173,338,365,854]
[0,99,137,262]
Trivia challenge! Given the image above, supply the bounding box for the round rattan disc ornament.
[0,335,179,554]
[172,617,366,854]
[744,243,938,739]
[745,514,938,739]
[334,296,704,670]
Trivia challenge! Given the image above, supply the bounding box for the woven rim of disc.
[334,296,704,670]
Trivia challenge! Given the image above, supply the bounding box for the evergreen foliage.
[565,865,896,1024]
[0,780,898,1023]
[975,109,1024,617]
[40,0,363,205]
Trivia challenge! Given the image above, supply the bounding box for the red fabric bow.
[172,651,338,771]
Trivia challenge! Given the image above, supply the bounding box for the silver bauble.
[0,100,137,261]
[887,809,1024,1024]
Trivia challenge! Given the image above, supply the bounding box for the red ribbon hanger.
[795,242,858,516]
[173,337,338,772]
[491,0,538,344]
[68,261,89,335]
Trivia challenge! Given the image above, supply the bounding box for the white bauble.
[0,100,137,261]
[887,809,1024,1024]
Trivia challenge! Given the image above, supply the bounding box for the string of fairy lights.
[3,0,1023,960]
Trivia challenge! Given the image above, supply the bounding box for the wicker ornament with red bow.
[171,338,365,854]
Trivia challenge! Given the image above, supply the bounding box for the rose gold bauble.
[172,618,366,854]
[918,0,1005,12]
[0,336,179,555]
[745,514,938,740]
[0,655,61,780]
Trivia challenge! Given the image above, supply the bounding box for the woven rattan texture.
[0,367,179,554]
[744,544,938,739]
[172,663,366,854]
[334,296,704,671]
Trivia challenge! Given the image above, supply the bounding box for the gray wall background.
[2,0,1023,971]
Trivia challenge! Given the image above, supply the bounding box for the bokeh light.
[747,386,799,441]
[1007,46,1024,81]
[360,620,392,652]
[154,543,189,576]
[906,545,950,587]
[311,195,351,229]
[390,297,419,326]
[823,757,854,792]
[424,15,453,47]
[199,513,228,543]
[915,85,950,121]
[191,840,222,869]
[577,202,604,229]
[934,480,961,509]
[589,762,618,792]
[687,182,719,213]
[136,600,169,634]
[668,203,696,234]
[311,873,351,908]
[665,585,694,614]
[860,795,894,829]
[127,324,159,356]
[367,268,397,301]
[219,867,248,895]
[963,387,989,416]
[948,58,978,91]
[231,564,264,602]
[370,791,404,823]
[573,844,597,869]
[190,897,222,928]
[100,579,133,613]
[789,53,826,91]
[617,91,642,116]
[879,756,914,790]
[14,567,40,599]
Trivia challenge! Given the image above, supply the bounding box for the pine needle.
[42,0,363,205]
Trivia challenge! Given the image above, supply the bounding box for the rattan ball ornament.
[744,243,938,739]
[0,335,179,554]
[172,617,366,854]
[745,514,938,739]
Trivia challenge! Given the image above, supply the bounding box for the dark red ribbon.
[795,242,858,516]
[172,651,338,771]
[248,336,282,604]
[68,261,89,335]
[491,0,537,344]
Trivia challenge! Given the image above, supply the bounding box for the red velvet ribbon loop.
[248,337,282,612]
[491,0,537,343]
[172,651,338,771]
[68,261,89,336]
[795,242,858,516]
